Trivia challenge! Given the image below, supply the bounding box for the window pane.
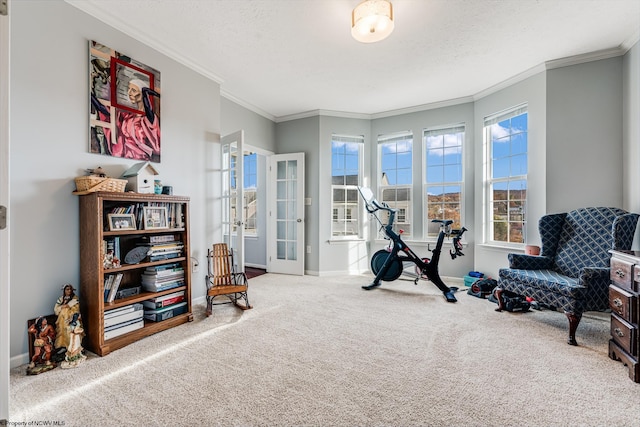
[427,165,443,183]
[511,154,527,175]
[493,158,509,179]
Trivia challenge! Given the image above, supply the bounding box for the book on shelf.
[104,303,138,319]
[139,234,180,244]
[144,301,188,322]
[103,274,115,301]
[106,273,124,303]
[104,306,144,329]
[142,280,184,293]
[142,290,185,309]
[141,272,184,285]
[144,262,183,275]
[148,252,182,262]
[104,317,144,340]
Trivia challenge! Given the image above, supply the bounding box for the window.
[229,150,258,235]
[379,132,413,236]
[424,125,464,237]
[243,152,257,235]
[331,135,363,237]
[484,105,528,244]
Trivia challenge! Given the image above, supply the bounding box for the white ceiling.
[68,0,640,120]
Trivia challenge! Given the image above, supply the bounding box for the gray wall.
[275,116,320,273]
[623,42,640,248]
[473,72,547,277]
[9,0,221,363]
[547,58,624,212]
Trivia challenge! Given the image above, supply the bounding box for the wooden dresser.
[608,250,640,382]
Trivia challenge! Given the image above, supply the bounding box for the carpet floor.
[9,273,640,426]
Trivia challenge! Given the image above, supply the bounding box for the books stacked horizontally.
[141,262,185,292]
[143,290,188,322]
[142,236,184,262]
[104,303,144,340]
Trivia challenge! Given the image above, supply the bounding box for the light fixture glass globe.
[351,0,395,43]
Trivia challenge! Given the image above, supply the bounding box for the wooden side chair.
[205,243,252,317]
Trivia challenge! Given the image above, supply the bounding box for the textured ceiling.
[68,0,640,120]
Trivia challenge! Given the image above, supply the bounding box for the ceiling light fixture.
[351,0,395,43]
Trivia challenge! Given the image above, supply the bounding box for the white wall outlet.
[191,257,199,273]
[306,245,311,254]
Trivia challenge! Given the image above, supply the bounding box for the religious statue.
[54,284,86,368]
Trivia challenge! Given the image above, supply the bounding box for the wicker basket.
[74,176,127,194]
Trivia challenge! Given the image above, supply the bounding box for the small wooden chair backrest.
[211,243,233,286]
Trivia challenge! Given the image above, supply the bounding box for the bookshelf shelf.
[79,192,193,356]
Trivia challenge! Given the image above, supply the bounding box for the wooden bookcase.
[79,192,193,356]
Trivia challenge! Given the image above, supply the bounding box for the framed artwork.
[107,214,137,231]
[89,40,161,163]
[143,206,169,230]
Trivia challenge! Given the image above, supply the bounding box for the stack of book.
[139,235,184,262]
[147,241,184,262]
[142,290,185,310]
[144,301,188,322]
[103,303,144,340]
[141,262,185,292]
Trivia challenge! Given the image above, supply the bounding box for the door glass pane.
[277,241,286,259]
[277,221,286,240]
[277,181,286,199]
[288,180,296,201]
[287,242,297,260]
[277,161,286,179]
[288,201,296,220]
[277,201,286,219]
[288,160,297,179]
[287,220,296,240]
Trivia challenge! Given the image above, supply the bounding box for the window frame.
[423,124,465,239]
[377,131,413,238]
[330,134,364,240]
[484,104,528,247]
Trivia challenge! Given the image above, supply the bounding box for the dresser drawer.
[609,285,638,325]
[611,258,635,292]
[611,314,637,357]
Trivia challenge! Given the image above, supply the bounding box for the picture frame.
[143,206,169,230]
[107,213,137,231]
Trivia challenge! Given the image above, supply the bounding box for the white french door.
[221,130,245,272]
[268,153,305,275]
[0,2,10,421]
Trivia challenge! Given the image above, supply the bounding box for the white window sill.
[327,238,366,244]
[477,243,524,253]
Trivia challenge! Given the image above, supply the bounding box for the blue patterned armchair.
[496,207,639,345]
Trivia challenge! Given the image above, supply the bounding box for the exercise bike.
[358,187,467,303]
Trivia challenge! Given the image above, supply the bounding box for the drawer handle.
[613,297,623,308]
[614,327,625,338]
[615,269,626,278]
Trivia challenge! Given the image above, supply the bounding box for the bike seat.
[431,219,453,226]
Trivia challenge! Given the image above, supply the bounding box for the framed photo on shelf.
[107,214,137,231]
[143,206,169,230]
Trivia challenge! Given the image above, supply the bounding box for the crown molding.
[65,0,224,84]
[544,46,627,70]
[370,96,475,119]
[220,90,275,122]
